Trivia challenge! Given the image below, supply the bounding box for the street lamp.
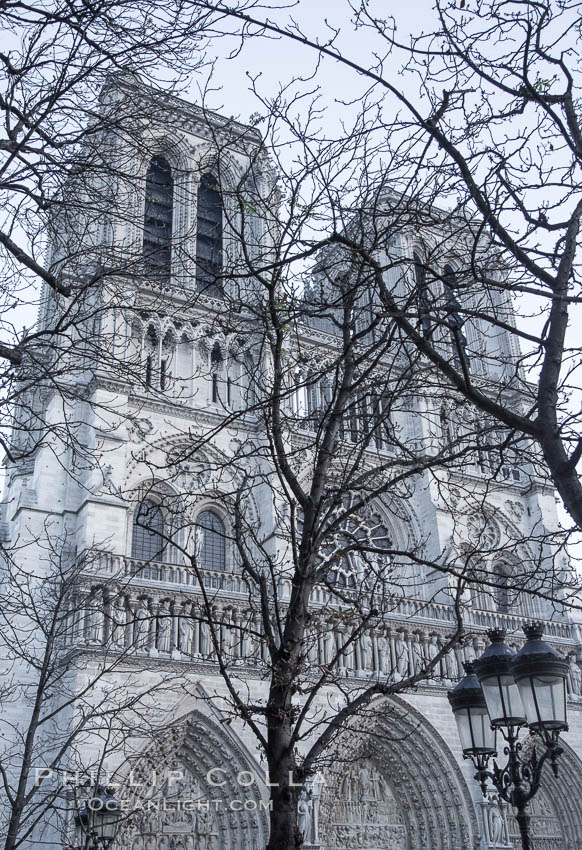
[76,786,122,850]
[447,661,498,769]
[448,624,569,850]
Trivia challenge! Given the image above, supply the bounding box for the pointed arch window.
[196,173,223,297]
[132,499,165,562]
[443,264,470,372]
[196,510,226,571]
[143,156,173,278]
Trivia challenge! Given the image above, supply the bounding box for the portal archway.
[319,695,478,850]
[116,709,268,850]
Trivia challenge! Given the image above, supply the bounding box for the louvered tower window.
[414,251,431,339]
[196,173,223,296]
[443,264,470,371]
[143,156,173,278]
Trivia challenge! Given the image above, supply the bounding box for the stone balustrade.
[82,550,576,642]
[64,580,582,699]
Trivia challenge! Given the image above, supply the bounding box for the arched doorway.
[319,696,478,850]
[116,709,268,850]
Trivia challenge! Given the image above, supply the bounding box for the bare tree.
[184,0,582,537]
[2,4,581,849]
[0,529,202,850]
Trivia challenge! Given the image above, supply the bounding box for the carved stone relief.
[323,761,406,850]
[507,787,564,850]
[129,766,220,850]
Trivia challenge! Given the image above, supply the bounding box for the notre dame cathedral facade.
[2,73,582,850]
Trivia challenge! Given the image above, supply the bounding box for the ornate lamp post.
[76,786,122,850]
[448,624,569,850]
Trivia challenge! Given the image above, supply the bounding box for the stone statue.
[360,631,373,671]
[412,634,425,674]
[427,634,440,677]
[464,639,477,663]
[86,592,103,644]
[157,600,172,653]
[194,526,204,560]
[342,634,355,670]
[225,617,240,657]
[200,620,212,657]
[569,653,582,696]
[489,803,504,844]
[241,621,255,660]
[297,790,312,842]
[110,594,127,648]
[427,634,439,660]
[322,629,334,665]
[445,646,459,680]
[178,603,194,656]
[196,807,212,840]
[395,633,409,677]
[377,634,389,675]
[134,598,150,650]
[307,632,319,664]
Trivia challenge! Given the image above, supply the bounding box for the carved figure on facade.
[200,619,212,658]
[463,638,477,664]
[297,790,313,843]
[157,600,172,653]
[377,633,389,675]
[324,761,406,850]
[444,646,459,681]
[426,634,441,678]
[110,593,128,648]
[412,633,425,674]
[360,630,373,672]
[240,619,256,661]
[394,632,409,678]
[134,597,151,650]
[489,805,504,844]
[224,614,240,657]
[477,794,512,849]
[341,632,355,670]
[178,602,194,656]
[568,652,582,697]
[86,591,104,644]
[321,629,334,666]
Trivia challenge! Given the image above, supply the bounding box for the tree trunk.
[265,709,301,850]
[266,756,300,850]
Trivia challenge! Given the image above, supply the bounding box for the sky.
[181,0,432,134]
